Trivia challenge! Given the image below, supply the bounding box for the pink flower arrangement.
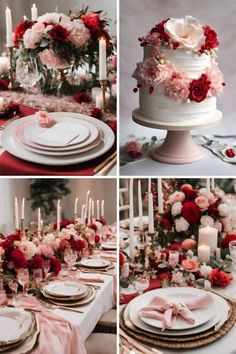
[207,59,225,96]
[164,71,190,101]
[38,49,69,69]
[23,22,45,49]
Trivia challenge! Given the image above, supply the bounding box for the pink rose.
[39,49,69,69]
[23,22,45,49]
[182,259,199,272]
[37,110,55,128]
[18,240,37,260]
[181,238,197,250]
[133,58,173,87]
[195,196,209,210]
[68,19,90,47]
[38,244,54,258]
[164,72,190,100]
[207,59,224,96]
[168,191,185,204]
[125,140,142,159]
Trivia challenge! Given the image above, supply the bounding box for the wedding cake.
[132,16,224,124]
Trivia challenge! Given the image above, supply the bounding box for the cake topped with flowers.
[132,16,224,124]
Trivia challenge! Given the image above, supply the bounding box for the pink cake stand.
[132,109,222,164]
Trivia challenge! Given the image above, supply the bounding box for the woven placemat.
[120,296,236,349]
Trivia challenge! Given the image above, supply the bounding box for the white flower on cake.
[164,16,204,50]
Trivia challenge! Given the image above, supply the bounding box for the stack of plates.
[40,280,96,306]
[101,242,117,250]
[123,287,230,343]
[0,307,39,353]
[79,259,112,270]
[1,112,115,166]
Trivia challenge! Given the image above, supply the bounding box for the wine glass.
[43,258,51,281]
[9,278,19,300]
[16,56,41,101]
[64,248,78,273]
[134,273,150,295]
[17,268,29,296]
[229,240,236,271]
[33,269,43,289]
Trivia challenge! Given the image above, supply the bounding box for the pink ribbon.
[139,293,213,331]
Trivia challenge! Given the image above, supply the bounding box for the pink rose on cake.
[164,71,190,101]
[207,59,225,96]
[164,16,204,50]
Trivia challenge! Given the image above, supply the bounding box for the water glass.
[64,248,78,272]
[33,269,43,289]
[17,268,29,295]
[134,273,150,295]
[16,56,41,95]
[43,258,51,280]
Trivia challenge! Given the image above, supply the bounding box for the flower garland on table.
[133,16,225,102]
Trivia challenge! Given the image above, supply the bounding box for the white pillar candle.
[148,178,151,194]
[14,197,19,230]
[37,208,41,232]
[74,198,78,214]
[31,4,38,21]
[101,200,104,217]
[158,178,164,214]
[138,180,143,231]
[21,198,25,219]
[211,178,215,189]
[91,200,95,217]
[85,190,90,221]
[206,178,211,195]
[81,204,85,224]
[88,198,92,224]
[198,226,218,252]
[91,87,102,100]
[99,37,107,80]
[198,245,210,264]
[95,92,110,109]
[216,247,221,259]
[57,200,61,231]
[129,178,135,260]
[5,7,13,47]
[0,97,4,112]
[96,200,100,219]
[148,192,154,233]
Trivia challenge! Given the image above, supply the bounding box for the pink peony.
[18,240,37,260]
[38,244,54,258]
[182,259,199,272]
[207,59,224,96]
[195,196,209,210]
[181,238,197,250]
[168,191,185,204]
[125,140,142,159]
[37,110,55,128]
[39,49,69,69]
[164,71,190,100]
[133,58,173,87]
[68,19,90,47]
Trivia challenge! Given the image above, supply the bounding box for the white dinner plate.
[2,112,115,166]
[120,216,149,229]
[44,280,87,297]
[0,308,33,345]
[15,118,99,151]
[138,288,215,330]
[80,259,111,268]
[101,242,117,250]
[127,293,229,336]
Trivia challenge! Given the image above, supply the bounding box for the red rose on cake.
[200,25,219,52]
[188,74,211,102]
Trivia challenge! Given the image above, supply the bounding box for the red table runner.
[0,105,115,176]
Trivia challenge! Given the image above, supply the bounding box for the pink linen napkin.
[17,296,87,354]
[139,293,213,331]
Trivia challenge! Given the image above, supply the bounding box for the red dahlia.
[11,249,28,269]
[50,257,61,275]
[189,74,211,103]
[91,108,103,119]
[95,235,100,244]
[181,202,201,224]
[14,20,33,47]
[106,119,117,133]
[48,24,69,42]
[208,269,232,288]
[74,92,91,104]
[70,239,86,252]
[31,255,44,269]
[82,12,105,34]
[222,234,236,248]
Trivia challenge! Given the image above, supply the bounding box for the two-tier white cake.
[133,16,224,125]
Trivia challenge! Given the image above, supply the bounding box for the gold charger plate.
[46,286,96,307]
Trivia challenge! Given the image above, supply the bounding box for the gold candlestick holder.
[7,46,16,90]
[20,218,25,238]
[145,230,158,244]
[99,79,108,112]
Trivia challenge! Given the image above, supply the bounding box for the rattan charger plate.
[120,296,236,350]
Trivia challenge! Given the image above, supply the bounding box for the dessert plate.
[80,259,111,269]
[2,113,115,166]
[15,117,98,151]
[44,281,87,297]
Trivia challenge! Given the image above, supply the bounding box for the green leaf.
[151,136,157,142]
[142,142,150,152]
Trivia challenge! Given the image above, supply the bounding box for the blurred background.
[0,178,117,234]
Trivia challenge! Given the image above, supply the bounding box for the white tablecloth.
[52,273,114,340]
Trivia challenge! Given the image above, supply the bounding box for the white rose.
[214,221,222,232]
[43,233,55,244]
[214,187,225,199]
[164,16,204,50]
[218,203,231,217]
[175,217,189,232]
[171,201,182,216]
[200,215,214,227]
[200,264,212,278]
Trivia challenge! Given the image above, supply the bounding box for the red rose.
[95,235,100,244]
[74,92,91,104]
[181,185,197,200]
[0,79,10,91]
[208,269,232,288]
[53,219,74,231]
[181,202,201,224]
[48,24,68,42]
[200,25,219,52]
[14,20,32,47]
[119,252,126,267]
[189,74,211,103]
[106,119,117,133]
[208,198,221,218]
[150,19,170,42]
[7,233,21,243]
[161,218,172,230]
[11,249,28,269]
[157,272,172,281]
[82,12,105,34]
[70,239,86,252]
[170,243,182,251]
[0,240,12,250]
[31,255,44,269]
[50,257,61,275]
[91,108,103,119]
[222,234,236,248]
[90,223,97,232]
